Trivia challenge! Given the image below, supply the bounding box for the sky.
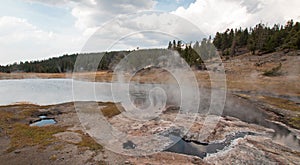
[0,0,299,65]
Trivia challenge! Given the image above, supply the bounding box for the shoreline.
[0,51,299,164]
[0,101,300,164]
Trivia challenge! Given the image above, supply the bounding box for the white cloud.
[70,0,157,39]
[0,16,84,65]
[80,12,206,53]
[173,0,300,35]
[1,0,300,65]
[27,0,157,30]
[0,1,159,64]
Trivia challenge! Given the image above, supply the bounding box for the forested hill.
[1,20,299,73]
[0,51,131,73]
[213,20,300,56]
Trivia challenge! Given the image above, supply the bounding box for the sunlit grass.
[7,123,65,152]
[0,104,43,134]
[100,102,124,118]
[289,115,300,129]
[263,63,282,76]
[0,104,65,152]
[74,130,103,151]
[259,96,300,111]
[0,102,117,153]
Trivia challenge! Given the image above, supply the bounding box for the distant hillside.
[0,48,206,73]
[1,20,299,73]
[213,20,300,56]
[0,51,131,73]
[166,20,299,62]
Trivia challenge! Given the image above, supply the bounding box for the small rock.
[280,58,287,61]
[49,154,57,161]
[53,131,82,144]
[14,150,21,154]
[124,160,131,164]
[283,49,289,54]
[123,140,136,149]
[191,157,202,164]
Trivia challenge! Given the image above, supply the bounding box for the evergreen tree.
[173,40,176,49]
[168,41,172,49]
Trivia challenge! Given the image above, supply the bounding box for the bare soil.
[0,51,299,164]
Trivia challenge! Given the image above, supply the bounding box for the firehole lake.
[0,78,299,156]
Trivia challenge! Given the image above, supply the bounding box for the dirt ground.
[0,99,299,164]
[0,102,208,165]
[0,51,299,164]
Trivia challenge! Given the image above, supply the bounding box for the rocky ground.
[0,97,299,164]
[0,51,299,164]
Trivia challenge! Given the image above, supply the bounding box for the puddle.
[222,96,300,151]
[39,115,47,119]
[30,115,56,127]
[165,132,255,158]
[123,140,136,149]
[121,131,255,158]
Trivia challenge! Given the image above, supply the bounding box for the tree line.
[213,20,300,55]
[166,20,299,68]
[1,20,299,73]
[0,51,130,73]
[167,38,216,69]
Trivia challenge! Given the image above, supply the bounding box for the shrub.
[263,63,282,76]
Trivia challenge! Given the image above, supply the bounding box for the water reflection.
[30,115,56,127]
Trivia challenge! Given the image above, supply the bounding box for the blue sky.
[155,0,195,11]
[0,0,75,32]
[0,0,299,65]
[0,0,195,34]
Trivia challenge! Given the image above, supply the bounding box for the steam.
[72,11,227,156]
[112,49,200,119]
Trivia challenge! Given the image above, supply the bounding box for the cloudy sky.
[0,0,299,65]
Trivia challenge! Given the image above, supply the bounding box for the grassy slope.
[0,102,120,153]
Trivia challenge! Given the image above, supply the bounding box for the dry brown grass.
[258,96,300,112]
[0,104,43,131]
[263,63,282,76]
[0,104,65,152]
[100,102,124,118]
[0,72,69,79]
[7,123,66,152]
[76,130,103,151]
[1,51,299,96]
[0,71,113,81]
[289,115,300,129]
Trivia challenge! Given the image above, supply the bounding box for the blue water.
[29,115,56,127]
[0,79,119,105]
[30,119,56,127]
[0,79,299,152]
[165,132,256,158]
[0,79,178,106]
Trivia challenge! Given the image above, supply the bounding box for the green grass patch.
[98,160,109,165]
[7,123,65,152]
[76,130,103,151]
[0,104,42,136]
[100,102,124,118]
[0,111,15,132]
[0,104,43,122]
[53,143,65,151]
[263,63,282,76]
[259,96,300,111]
[289,115,300,129]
